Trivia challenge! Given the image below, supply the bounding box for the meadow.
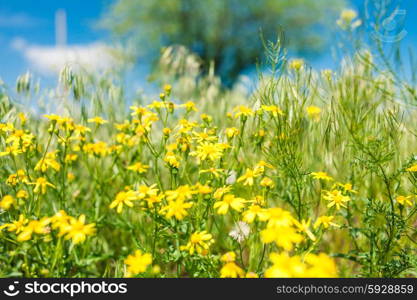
[1,21,417,277]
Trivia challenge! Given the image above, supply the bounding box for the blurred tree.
[100,0,346,84]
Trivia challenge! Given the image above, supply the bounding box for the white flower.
[226,170,237,185]
[229,221,250,243]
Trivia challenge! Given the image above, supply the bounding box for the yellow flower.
[165,185,195,202]
[192,129,217,143]
[265,252,305,278]
[260,177,274,188]
[322,69,333,79]
[220,262,244,278]
[6,130,34,152]
[51,210,72,232]
[219,251,245,277]
[261,226,303,251]
[190,142,225,162]
[162,128,171,136]
[265,252,337,278]
[306,106,321,121]
[17,217,51,242]
[250,195,266,206]
[109,190,139,213]
[199,168,225,178]
[337,9,361,30]
[62,214,96,244]
[144,193,164,209]
[3,214,28,233]
[164,151,180,168]
[67,172,75,181]
[0,145,22,157]
[147,101,166,110]
[237,168,262,186]
[340,9,357,23]
[289,58,304,70]
[130,106,149,117]
[293,219,316,241]
[314,215,339,229]
[233,105,254,119]
[16,190,29,199]
[311,172,333,181]
[136,184,158,199]
[0,195,16,210]
[304,253,338,277]
[213,194,246,215]
[83,141,110,157]
[74,124,91,135]
[35,151,61,172]
[406,164,417,172]
[194,183,212,195]
[242,205,269,223]
[261,105,284,117]
[323,190,350,210]
[225,127,239,138]
[200,113,212,122]
[213,186,232,199]
[159,199,194,220]
[163,84,172,94]
[29,177,56,195]
[334,182,357,193]
[152,265,161,274]
[255,160,274,171]
[180,231,214,255]
[127,162,149,174]
[181,101,198,112]
[175,119,198,134]
[396,195,414,207]
[64,153,78,163]
[18,112,27,124]
[87,116,108,125]
[0,122,14,132]
[44,114,62,123]
[220,251,237,263]
[124,250,152,276]
[264,207,295,228]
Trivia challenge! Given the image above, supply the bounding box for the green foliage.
[100,0,345,83]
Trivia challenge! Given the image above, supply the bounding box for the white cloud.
[11,38,122,75]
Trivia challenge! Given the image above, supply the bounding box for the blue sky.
[0,0,109,84]
[0,0,416,87]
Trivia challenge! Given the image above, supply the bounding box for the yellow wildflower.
[127,162,149,174]
[0,195,16,210]
[109,190,139,213]
[124,250,152,276]
[314,215,339,229]
[29,177,56,194]
[396,195,414,207]
[159,199,194,220]
[323,190,350,210]
[87,116,108,125]
[311,172,333,181]
[62,215,96,244]
[190,142,225,162]
[180,231,214,255]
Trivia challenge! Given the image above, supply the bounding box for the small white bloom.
[226,170,237,185]
[229,221,250,243]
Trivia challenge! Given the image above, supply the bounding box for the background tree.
[100,0,346,84]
